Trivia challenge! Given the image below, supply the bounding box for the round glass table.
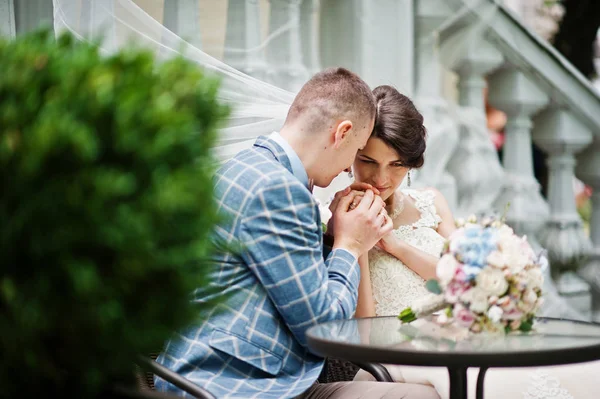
[306,316,600,399]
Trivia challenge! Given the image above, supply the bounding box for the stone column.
[266,0,308,92]
[412,0,459,211]
[0,0,15,38]
[576,140,600,321]
[300,0,321,76]
[441,27,505,217]
[533,108,593,317]
[487,68,549,250]
[163,0,202,50]
[223,0,267,81]
[319,0,415,95]
[14,0,53,36]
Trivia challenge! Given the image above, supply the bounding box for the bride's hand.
[327,183,380,235]
[375,232,400,254]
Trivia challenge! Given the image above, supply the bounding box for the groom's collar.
[254,133,310,190]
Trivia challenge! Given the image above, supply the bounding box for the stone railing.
[3,0,599,319]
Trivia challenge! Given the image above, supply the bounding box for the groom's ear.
[332,120,353,149]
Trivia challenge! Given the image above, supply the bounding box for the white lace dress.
[355,189,598,399]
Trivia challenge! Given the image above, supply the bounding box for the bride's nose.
[372,169,388,186]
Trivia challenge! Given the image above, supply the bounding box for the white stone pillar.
[487,68,549,249]
[533,109,593,271]
[266,0,308,92]
[13,0,53,36]
[300,0,321,76]
[163,0,201,50]
[441,27,505,217]
[0,0,15,38]
[576,140,600,321]
[319,0,415,95]
[223,0,267,81]
[412,0,459,212]
[533,108,593,317]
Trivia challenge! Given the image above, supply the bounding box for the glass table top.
[306,317,600,367]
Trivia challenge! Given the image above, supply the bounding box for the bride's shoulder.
[402,187,440,202]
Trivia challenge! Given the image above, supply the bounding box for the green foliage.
[425,279,442,295]
[398,308,417,323]
[0,29,228,398]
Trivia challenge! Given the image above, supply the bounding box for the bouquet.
[399,215,546,334]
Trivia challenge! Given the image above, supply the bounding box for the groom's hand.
[332,189,393,259]
[327,183,380,236]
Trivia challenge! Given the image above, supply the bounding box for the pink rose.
[454,268,470,284]
[454,304,476,328]
[502,308,524,321]
[445,281,469,304]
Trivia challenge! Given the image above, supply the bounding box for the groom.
[155,68,440,399]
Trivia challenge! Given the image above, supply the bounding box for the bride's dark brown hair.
[372,85,427,168]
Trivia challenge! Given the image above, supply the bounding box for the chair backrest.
[136,353,160,391]
[318,358,359,383]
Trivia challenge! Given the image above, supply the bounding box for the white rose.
[497,224,514,244]
[437,254,459,285]
[476,268,509,297]
[460,287,489,314]
[525,267,544,290]
[500,237,530,274]
[486,251,505,268]
[487,305,503,323]
[523,288,538,304]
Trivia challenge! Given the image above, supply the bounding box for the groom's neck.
[279,126,323,181]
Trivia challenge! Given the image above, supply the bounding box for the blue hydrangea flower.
[455,225,499,274]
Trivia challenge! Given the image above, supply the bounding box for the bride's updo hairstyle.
[372,85,427,168]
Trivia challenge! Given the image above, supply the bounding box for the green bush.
[0,29,228,398]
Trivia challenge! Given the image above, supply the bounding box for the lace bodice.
[368,189,445,317]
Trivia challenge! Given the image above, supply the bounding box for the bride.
[330,84,599,399]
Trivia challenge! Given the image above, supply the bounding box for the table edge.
[306,317,600,368]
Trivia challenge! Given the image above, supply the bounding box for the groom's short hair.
[285,67,376,132]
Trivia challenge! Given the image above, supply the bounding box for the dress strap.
[403,189,442,229]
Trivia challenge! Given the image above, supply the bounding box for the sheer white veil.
[51,0,585,321]
[52,0,295,163]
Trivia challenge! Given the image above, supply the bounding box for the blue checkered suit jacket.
[154,136,360,398]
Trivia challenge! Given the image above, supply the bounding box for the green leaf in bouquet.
[425,279,442,295]
[398,307,417,323]
[519,316,534,332]
[445,306,453,317]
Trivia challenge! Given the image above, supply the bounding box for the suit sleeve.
[239,177,360,348]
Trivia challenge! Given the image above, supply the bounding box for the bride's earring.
[407,170,411,187]
[348,170,353,179]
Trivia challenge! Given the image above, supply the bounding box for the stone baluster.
[576,140,600,321]
[487,69,549,250]
[163,0,202,50]
[0,0,15,38]
[440,28,505,217]
[13,0,53,36]
[412,0,459,211]
[223,0,267,81]
[533,108,593,317]
[266,0,308,91]
[299,0,321,76]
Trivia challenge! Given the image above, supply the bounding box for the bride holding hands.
[326,84,599,399]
